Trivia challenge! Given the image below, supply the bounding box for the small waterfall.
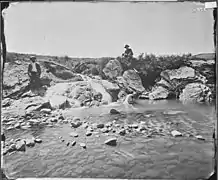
[123,94,133,105]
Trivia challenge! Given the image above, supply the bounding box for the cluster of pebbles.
[2,108,206,155]
[2,136,42,156]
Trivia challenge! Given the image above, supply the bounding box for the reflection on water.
[3,99,215,179]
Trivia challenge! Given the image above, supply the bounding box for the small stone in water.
[14,123,20,128]
[114,124,120,127]
[62,120,68,124]
[71,121,82,128]
[50,118,58,122]
[87,127,93,132]
[145,114,152,118]
[7,126,14,131]
[40,108,51,114]
[101,128,109,133]
[171,130,182,137]
[86,131,92,136]
[35,138,42,143]
[82,123,89,129]
[131,123,138,128]
[8,144,16,152]
[73,117,80,121]
[66,142,70,146]
[110,109,120,115]
[21,125,31,129]
[71,141,76,146]
[105,122,112,127]
[58,115,65,120]
[59,136,62,139]
[25,138,35,147]
[195,135,205,140]
[80,143,86,148]
[15,140,26,151]
[97,123,104,129]
[118,129,126,136]
[61,139,65,142]
[140,121,146,125]
[104,138,117,146]
[69,132,79,137]
[15,138,21,142]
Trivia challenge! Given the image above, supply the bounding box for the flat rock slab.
[40,108,52,114]
[86,132,92,136]
[164,110,187,115]
[195,135,205,141]
[34,138,42,143]
[80,143,86,148]
[171,130,182,137]
[110,109,120,115]
[104,138,117,146]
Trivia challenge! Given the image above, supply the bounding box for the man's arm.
[130,49,133,56]
[27,64,31,77]
[37,64,41,76]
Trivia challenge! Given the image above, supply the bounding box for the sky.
[3,2,214,58]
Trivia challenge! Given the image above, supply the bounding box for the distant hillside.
[190,53,215,61]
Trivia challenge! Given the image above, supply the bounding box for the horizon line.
[7,51,215,59]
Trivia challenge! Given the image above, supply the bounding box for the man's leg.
[30,73,37,90]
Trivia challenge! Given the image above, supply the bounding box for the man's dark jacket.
[123,48,133,58]
[28,63,41,76]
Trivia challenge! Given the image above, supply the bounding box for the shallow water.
[3,100,216,180]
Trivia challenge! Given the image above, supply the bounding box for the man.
[122,44,134,69]
[27,56,41,89]
[122,44,133,59]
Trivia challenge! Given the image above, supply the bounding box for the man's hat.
[30,56,36,60]
[124,44,129,48]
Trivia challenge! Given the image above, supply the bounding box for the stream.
[3,99,216,180]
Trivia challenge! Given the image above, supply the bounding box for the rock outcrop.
[103,59,123,79]
[122,70,145,93]
[149,86,169,100]
[44,80,114,108]
[189,59,215,84]
[149,66,211,102]
[179,83,212,103]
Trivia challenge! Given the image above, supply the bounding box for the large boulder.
[103,59,123,79]
[100,80,120,102]
[179,83,212,104]
[49,95,70,109]
[88,79,113,103]
[190,59,215,84]
[122,70,145,93]
[149,86,169,100]
[45,80,113,107]
[160,66,207,84]
[68,82,93,106]
[151,66,208,100]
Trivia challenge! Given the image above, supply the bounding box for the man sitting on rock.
[28,56,41,89]
[122,44,134,69]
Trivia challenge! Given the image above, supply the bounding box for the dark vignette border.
[0,1,217,180]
